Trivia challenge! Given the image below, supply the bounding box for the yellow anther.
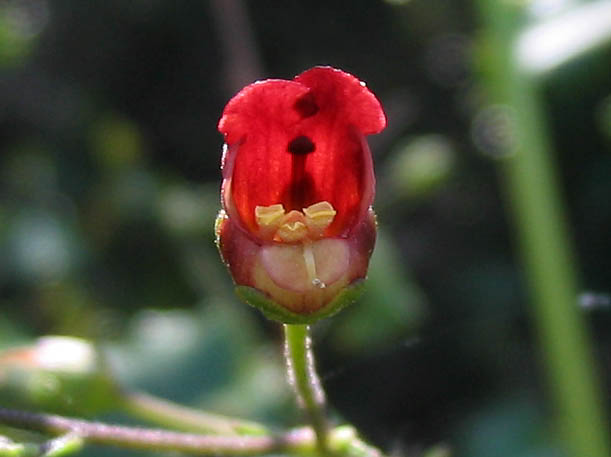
[255,204,286,227]
[276,221,308,242]
[276,210,308,242]
[255,204,286,239]
[303,201,336,237]
[255,201,337,243]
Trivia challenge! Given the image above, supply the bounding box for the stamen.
[254,201,337,242]
[276,221,308,242]
[255,204,285,238]
[303,201,337,237]
[302,243,325,288]
[255,204,285,226]
[276,210,308,242]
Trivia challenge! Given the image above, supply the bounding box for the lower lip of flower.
[253,237,351,313]
[215,204,377,317]
[248,199,350,313]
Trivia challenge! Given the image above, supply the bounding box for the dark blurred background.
[0,1,610,456]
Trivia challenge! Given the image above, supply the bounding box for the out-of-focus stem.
[0,432,83,457]
[121,391,268,436]
[475,2,610,456]
[283,324,330,456]
[0,407,308,456]
[0,407,388,457]
[208,0,263,95]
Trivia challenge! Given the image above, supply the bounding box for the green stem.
[121,391,268,436]
[0,408,311,456]
[476,2,610,456]
[283,324,330,456]
[0,434,82,457]
[0,407,387,457]
[38,434,84,457]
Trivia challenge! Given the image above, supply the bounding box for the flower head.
[216,66,386,323]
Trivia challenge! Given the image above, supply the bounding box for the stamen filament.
[303,243,324,288]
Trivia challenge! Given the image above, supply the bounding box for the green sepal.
[235,280,366,324]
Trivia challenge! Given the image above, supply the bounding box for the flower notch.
[216,66,386,323]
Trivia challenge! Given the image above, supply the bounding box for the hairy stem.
[283,324,330,456]
[0,407,313,456]
[122,391,268,436]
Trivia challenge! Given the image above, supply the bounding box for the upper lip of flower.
[218,66,386,242]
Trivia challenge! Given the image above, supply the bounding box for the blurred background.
[0,1,610,456]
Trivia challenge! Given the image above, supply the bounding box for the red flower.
[216,66,386,322]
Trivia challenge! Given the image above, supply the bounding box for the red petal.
[218,67,385,236]
[294,66,386,135]
[218,80,309,154]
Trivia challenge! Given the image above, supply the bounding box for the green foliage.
[0,337,121,416]
[0,0,610,456]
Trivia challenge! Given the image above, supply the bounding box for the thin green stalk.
[121,391,268,436]
[476,2,610,456]
[0,435,82,457]
[283,324,330,456]
[38,434,84,457]
[0,407,310,456]
[0,407,386,457]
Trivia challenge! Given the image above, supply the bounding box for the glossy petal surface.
[216,67,385,319]
[218,66,386,237]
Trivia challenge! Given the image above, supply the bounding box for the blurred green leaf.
[0,5,36,68]
[456,396,559,457]
[90,115,144,171]
[105,302,289,421]
[331,231,427,354]
[385,135,456,200]
[0,337,121,416]
[6,209,81,284]
[156,184,219,238]
[597,94,611,141]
